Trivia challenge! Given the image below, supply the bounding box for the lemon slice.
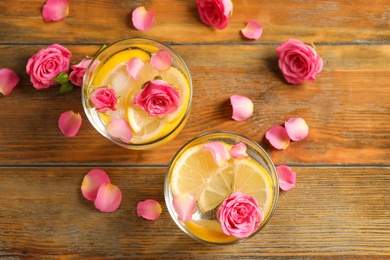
[184,219,236,243]
[170,143,274,213]
[92,48,151,87]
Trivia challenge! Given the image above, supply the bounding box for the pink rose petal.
[285,117,309,141]
[151,51,172,71]
[58,110,82,137]
[172,193,196,221]
[126,58,144,81]
[241,20,263,40]
[132,6,155,31]
[230,142,249,158]
[42,0,69,22]
[137,199,162,220]
[94,183,122,212]
[106,119,133,143]
[265,125,290,150]
[204,142,231,167]
[230,95,254,121]
[81,169,111,201]
[0,68,20,96]
[276,165,296,191]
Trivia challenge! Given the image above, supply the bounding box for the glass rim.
[82,36,193,149]
[164,130,279,245]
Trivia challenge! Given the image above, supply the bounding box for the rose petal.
[42,0,69,22]
[132,6,155,31]
[94,183,122,212]
[0,68,20,96]
[151,51,172,71]
[230,95,254,121]
[265,125,290,150]
[58,110,82,137]
[137,199,162,220]
[276,165,296,191]
[204,142,231,167]
[230,142,249,158]
[105,119,133,143]
[241,20,263,40]
[81,169,111,201]
[126,58,144,81]
[285,117,309,141]
[172,193,196,221]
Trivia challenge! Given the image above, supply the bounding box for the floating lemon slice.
[170,143,274,213]
[184,219,236,243]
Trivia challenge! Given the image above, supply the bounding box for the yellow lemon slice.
[92,48,151,87]
[170,143,274,213]
[184,219,236,243]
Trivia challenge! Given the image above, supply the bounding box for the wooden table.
[1,0,389,258]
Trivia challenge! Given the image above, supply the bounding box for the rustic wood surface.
[0,0,389,258]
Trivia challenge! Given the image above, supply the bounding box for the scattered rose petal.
[81,169,111,201]
[58,110,82,137]
[132,6,155,31]
[172,193,196,221]
[126,58,144,81]
[276,165,296,191]
[151,51,172,71]
[94,183,122,212]
[0,68,20,96]
[230,142,249,158]
[137,199,162,220]
[241,20,263,40]
[230,95,254,121]
[265,125,290,150]
[42,0,69,22]
[285,117,309,141]
[204,142,231,167]
[106,119,133,143]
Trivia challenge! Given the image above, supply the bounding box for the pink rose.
[89,86,118,113]
[196,0,233,30]
[26,44,71,89]
[69,58,98,87]
[217,192,263,239]
[276,39,323,84]
[134,79,180,117]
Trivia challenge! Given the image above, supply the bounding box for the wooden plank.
[0,44,389,165]
[0,0,389,44]
[0,166,388,258]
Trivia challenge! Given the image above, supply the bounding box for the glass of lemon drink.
[82,37,192,149]
[164,131,279,245]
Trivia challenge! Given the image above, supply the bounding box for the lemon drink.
[165,131,279,245]
[82,38,192,149]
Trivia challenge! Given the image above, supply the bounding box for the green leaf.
[59,82,74,93]
[54,72,69,84]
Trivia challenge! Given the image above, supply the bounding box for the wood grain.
[0,0,389,45]
[0,45,389,165]
[0,167,388,258]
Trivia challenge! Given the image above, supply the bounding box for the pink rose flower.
[217,192,263,239]
[196,0,233,30]
[69,58,98,87]
[276,39,323,84]
[26,44,71,89]
[134,79,180,117]
[89,86,118,113]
